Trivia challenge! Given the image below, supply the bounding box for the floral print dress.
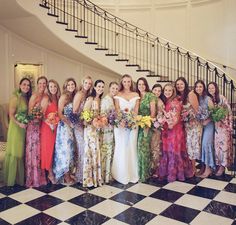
[82,98,102,187]
[183,100,202,160]
[53,103,75,182]
[25,96,47,187]
[137,92,156,182]
[100,95,115,183]
[158,97,193,182]
[214,95,233,167]
[74,100,85,183]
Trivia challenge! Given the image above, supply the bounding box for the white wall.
[0,25,120,104]
[93,0,236,79]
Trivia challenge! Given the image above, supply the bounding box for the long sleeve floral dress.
[158,97,193,182]
[214,95,233,168]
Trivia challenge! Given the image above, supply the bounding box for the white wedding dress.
[111,96,140,184]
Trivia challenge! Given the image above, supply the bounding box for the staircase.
[18,0,236,174]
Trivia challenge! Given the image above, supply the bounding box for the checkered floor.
[0,174,235,225]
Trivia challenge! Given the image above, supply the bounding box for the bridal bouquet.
[152,114,166,131]
[209,106,228,122]
[15,112,30,124]
[46,112,60,132]
[196,106,210,121]
[29,106,43,120]
[80,109,94,123]
[92,115,108,129]
[115,108,137,130]
[136,115,152,128]
[181,103,195,123]
[107,109,117,126]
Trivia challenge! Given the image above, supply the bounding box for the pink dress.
[40,101,58,171]
[25,101,47,187]
[158,97,193,182]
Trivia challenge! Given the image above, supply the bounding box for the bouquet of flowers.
[115,108,137,130]
[136,115,152,128]
[164,108,177,127]
[209,106,228,122]
[181,103,195,122]
[80,109,94,123]
[152,114,166,131]
[29,106,43,120]
[46,112,60,132]
[107,109,117,126]
[15,112,30,124]
[195,106,210,121]
[92,115,108,129]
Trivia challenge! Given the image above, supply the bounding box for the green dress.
[4,91,28,186]
[138,92,156,182]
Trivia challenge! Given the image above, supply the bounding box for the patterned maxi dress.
[183,100,202,160]
[151,98,164,176]
[82,98,102,187]
[137,92,156,182]
[25,98,47,187]
[74,100,85,183]
[4,91,27,186]
[199,96,215,169]
[159,97,193,182]
[100,95,115,183]
[40,101,58,171]
[53,103,75,182]
[214,95,233,168]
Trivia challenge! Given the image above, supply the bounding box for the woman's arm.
[73,91,83,113]
[188,91,199,112]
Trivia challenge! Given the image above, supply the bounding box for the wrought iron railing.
[39,0,236,174]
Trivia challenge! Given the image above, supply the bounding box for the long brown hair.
[194,80,207,101]
[207,82,220,104]
[46,79,61,103]
[136,77,150,96]
[62,78,77,103]
[175,77,189,105]
[119,74,134,92]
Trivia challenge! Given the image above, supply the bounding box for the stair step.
[56,21,68,25]
[75,35,88,39]
[157,80,172,82]
[85,42,98,45]
[137,69,150,72]
[116,59,129,62]
[95,48,109,50]
[105,53,119,56]
[126,64,139,67]
[65,28,78,32]
[146,75,161,77]
[39,3,50,9]
[47,13,58,17]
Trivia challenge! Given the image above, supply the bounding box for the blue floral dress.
[199,96,215,169]
[53,103,75,182]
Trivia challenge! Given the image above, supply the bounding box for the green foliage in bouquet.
[209,106,228,122]
[15,112,30,124]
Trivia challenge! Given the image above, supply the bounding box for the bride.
[111,74,140,184]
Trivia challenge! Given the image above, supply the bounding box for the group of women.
[3,74,233,187]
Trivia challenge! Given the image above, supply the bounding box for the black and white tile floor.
[0,174,235,225]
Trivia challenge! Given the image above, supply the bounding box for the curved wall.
[93,0,236,75]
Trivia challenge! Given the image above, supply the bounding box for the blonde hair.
[119,74,134,92]
[163,83,177,103]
